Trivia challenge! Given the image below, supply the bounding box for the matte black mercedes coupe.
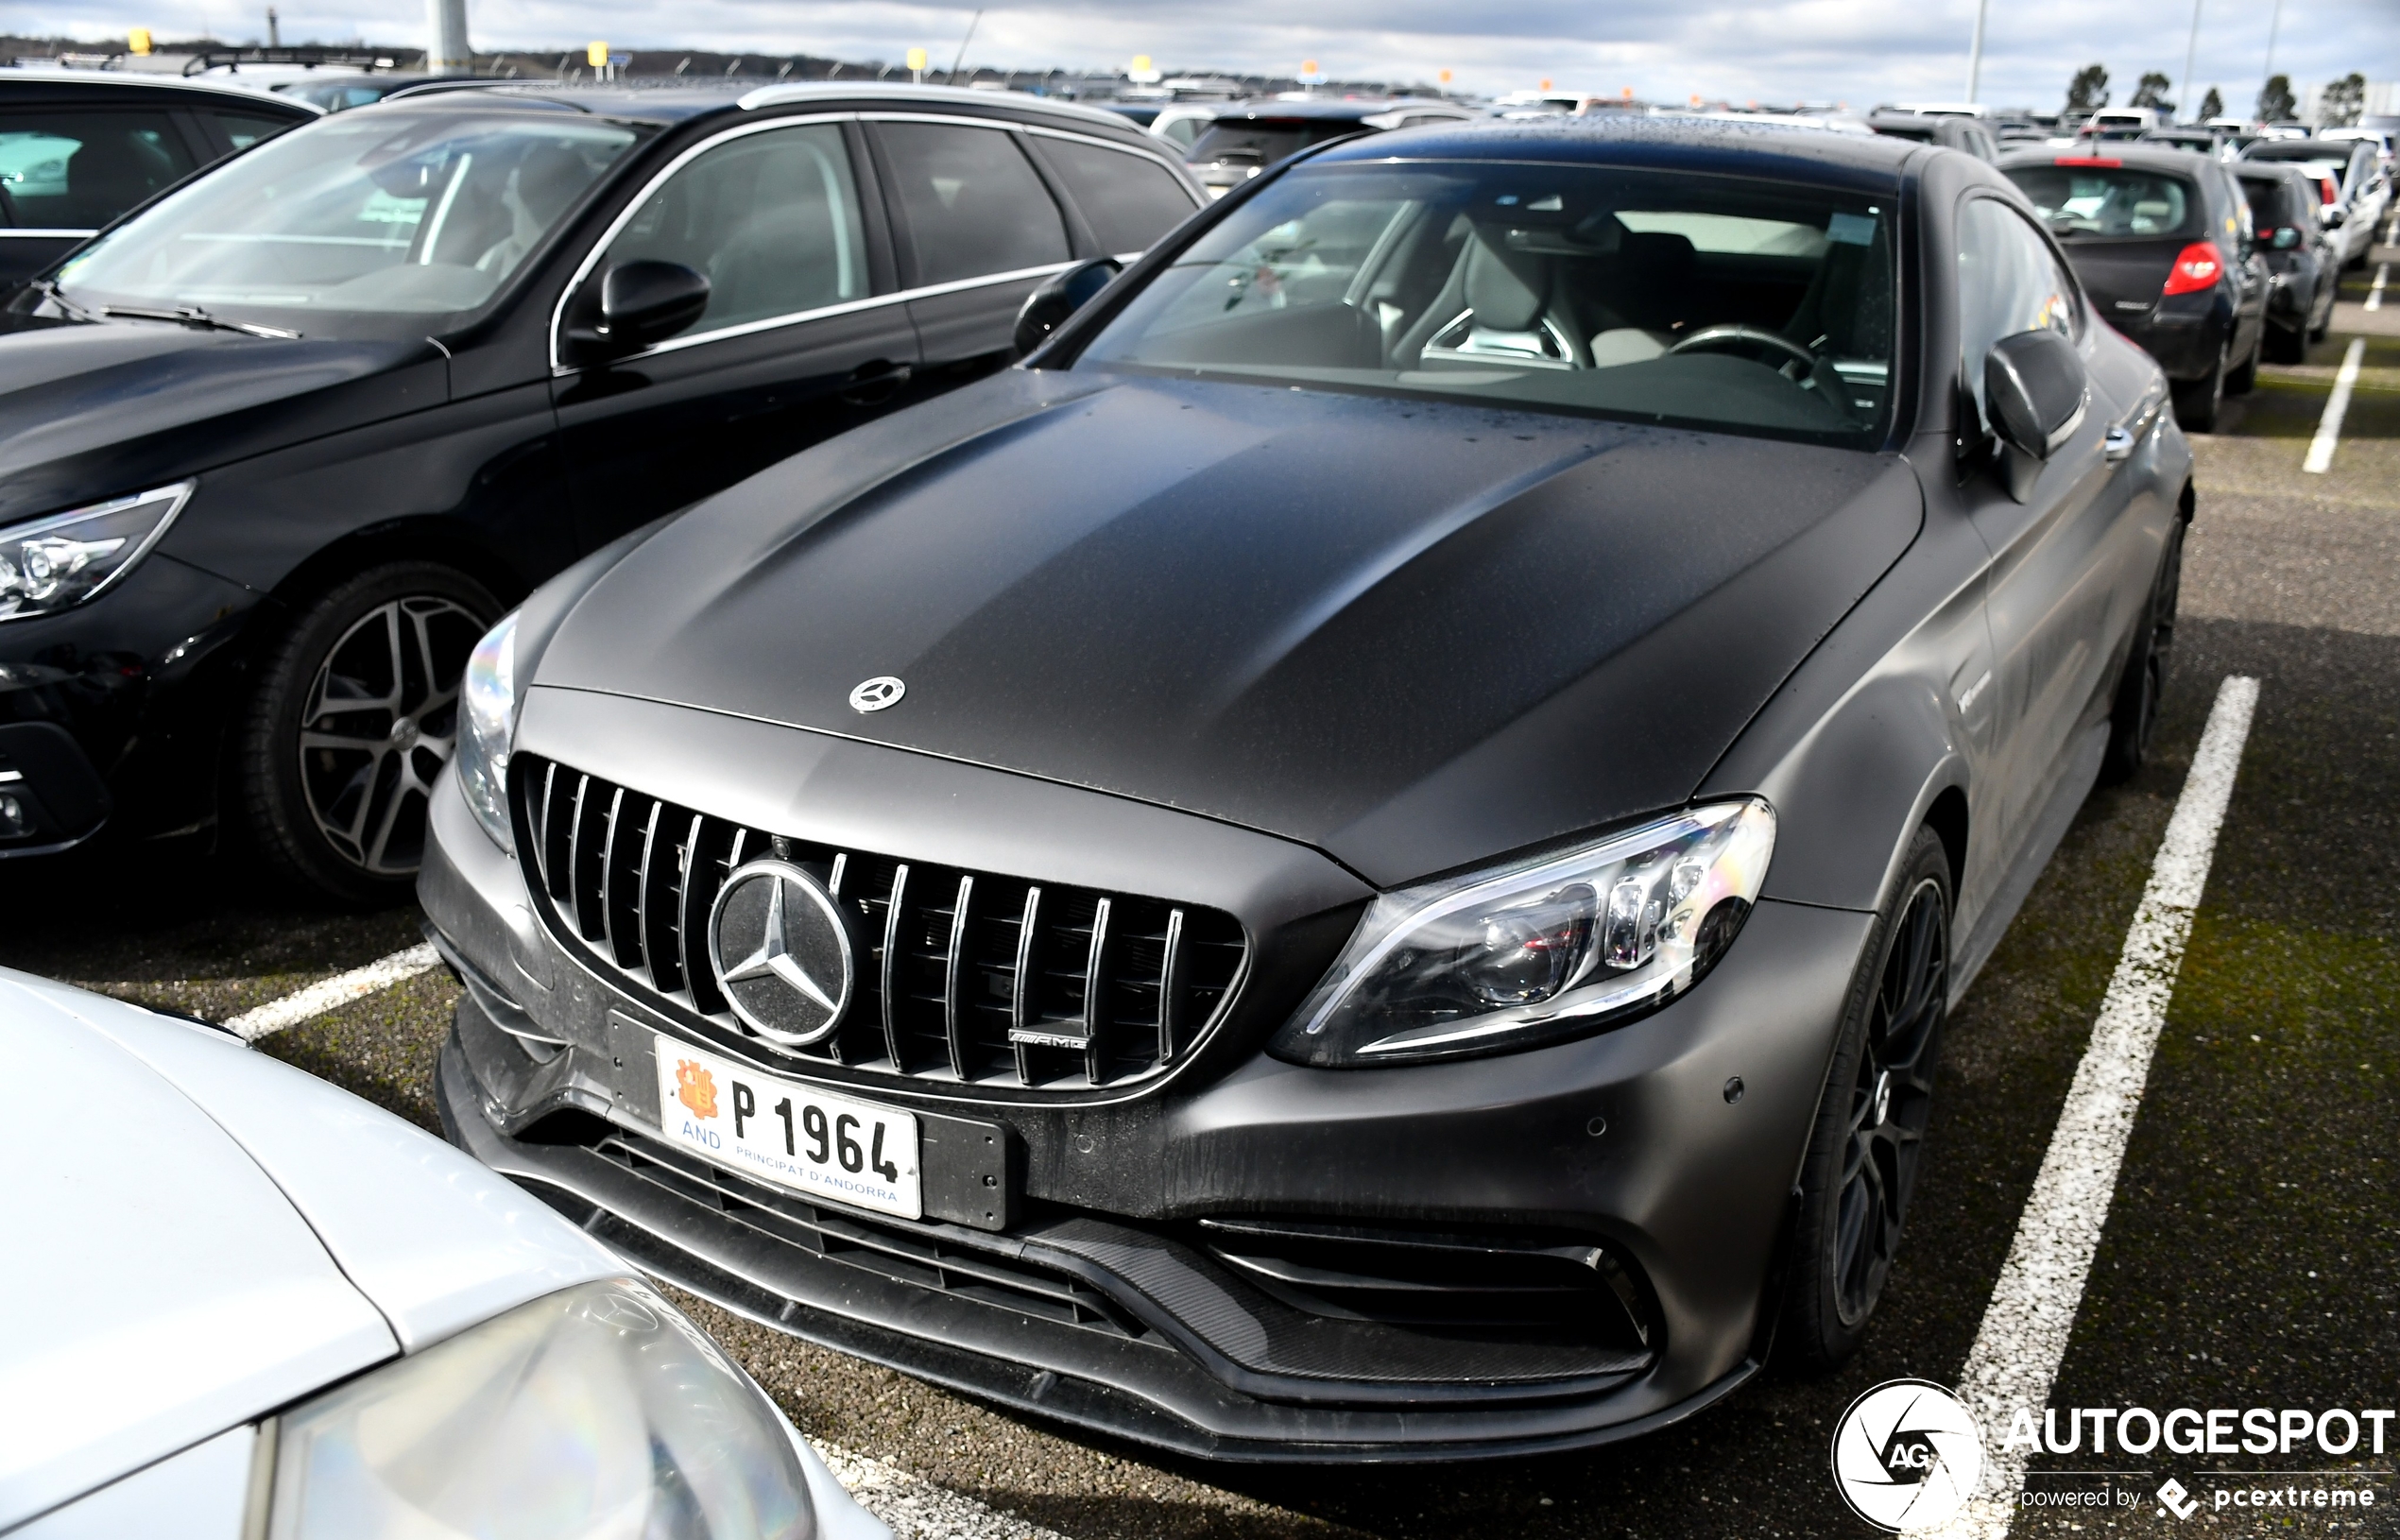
[423,117,2193,1460]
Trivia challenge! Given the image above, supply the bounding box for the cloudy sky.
[21,0,2399,114]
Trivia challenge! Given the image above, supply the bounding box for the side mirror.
[1013,258,1121,359]
[1983,328,2089,497]
[565,260,711,363]
[2323,206,2347,228]
[2272,226,2303,249]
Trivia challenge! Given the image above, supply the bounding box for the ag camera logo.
[1831,1379,1987,1531]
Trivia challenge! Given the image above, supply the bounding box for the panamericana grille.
[513,755,1246,1090]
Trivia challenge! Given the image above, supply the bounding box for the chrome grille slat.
[511,755,1245,1093]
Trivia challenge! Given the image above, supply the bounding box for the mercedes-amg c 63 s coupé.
[421,116,2193,1461]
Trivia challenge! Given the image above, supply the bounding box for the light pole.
[2180,0,2203,123]
[2263,0,2283,103]
[1964,0,1989,101]
[426,0,471,75]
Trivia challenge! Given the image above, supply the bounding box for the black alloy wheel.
[1778,827,1951,1373]
[2172,341,2227,433]
[241,561,499,904]
[2101,516,2183,781]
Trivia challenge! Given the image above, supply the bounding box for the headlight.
[1270,799,1776,1067]
[455,609,518,851]
[262,1278,814,1540]
[0,481,195,622]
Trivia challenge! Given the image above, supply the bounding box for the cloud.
[18,0,2397,112]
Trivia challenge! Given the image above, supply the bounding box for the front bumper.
[0,552,263,851]
[421,696,1876,1459]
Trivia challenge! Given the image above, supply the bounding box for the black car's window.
[2239,174,2306,232]
[214,111,299,151]
[55,111,639,325]
[2003,163,2201,238]
[1186,121,1358,168]
[0,110,197,230]
[1957,196,2080,433]
[878,123,1069,286]
[1077,163,1898,448]
[1036,137,1196,255]
[600,122,869,334]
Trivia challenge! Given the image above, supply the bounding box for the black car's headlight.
[0,481,195,622]
[1270,799,1776,1067]
[260,1278,814,1540]
[454,609,518,852]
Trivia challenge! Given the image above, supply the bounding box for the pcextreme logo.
[1831,1379,1987,1531]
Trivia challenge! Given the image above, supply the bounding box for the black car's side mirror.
[564,260,711,364]
[1013,258,1121,360]
[1983,328,2089,499]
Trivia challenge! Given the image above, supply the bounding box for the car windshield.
[2003,164,2201,237]
[2238,174,2302,231]
[1076,162,1896,447]
[1187,120,1363,165]
[53,109,641,332]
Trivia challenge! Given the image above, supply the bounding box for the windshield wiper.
[27,277,101,323]
[96,302,301,340]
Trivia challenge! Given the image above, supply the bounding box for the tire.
[239,561,500,904]
[2171,341,2226,432]
[1777,827,1952,1376]
[2309,277,2335,342]
[2224,325,2261,395]
[2265,318,2306,365]
[2100,516,2184,783]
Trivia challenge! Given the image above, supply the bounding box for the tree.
[2258,74,2297,123]
[2197,86,2223,121]
[2130,71,2174,114]
[2320,72,2366,128]
[2066,63,2110,113]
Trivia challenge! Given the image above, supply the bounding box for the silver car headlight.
[1270,799,1776,1067]
[0,480,195,622]
[454,609,518,851]
[261,1278,814,1540]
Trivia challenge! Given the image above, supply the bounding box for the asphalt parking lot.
[7,234,2394,1540]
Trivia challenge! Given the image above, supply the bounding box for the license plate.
[653,1035,921,1220]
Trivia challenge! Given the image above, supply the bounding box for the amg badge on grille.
[707,859,855,1046]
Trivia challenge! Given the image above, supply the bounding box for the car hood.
[0,319,445,527]
[538,371,1923,886]
[0,972,620,1529]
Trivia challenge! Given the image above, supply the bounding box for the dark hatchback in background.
[1183,98,1476,197]
[0,82,1200,897]
[423,118,2190,1460]
[2000,145,2266,430]
[2240,136,2391,270]
[2234,162,2340,359]
[0,69,317,288]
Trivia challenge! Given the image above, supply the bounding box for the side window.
[213,111,298,152]
[1956,197,2081,430]
[600,122,869,334]
[0,110,197,230]
[877,122,1069,286]
[1035,138,1197,255]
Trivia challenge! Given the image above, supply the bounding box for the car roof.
[359,78,1155,137]
[0,65,321,114]
[1205,98,1415,123]
[1310,112,1921,190]
[2242,139,2360,162]
[1997,145,2217,178]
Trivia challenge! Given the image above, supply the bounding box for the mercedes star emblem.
[849,676,905,712]
[707,859,855,1047]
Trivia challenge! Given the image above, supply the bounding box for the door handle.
[839,360,913,406]
[2104,426,2136,462]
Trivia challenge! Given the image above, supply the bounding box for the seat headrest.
[1465,228,1549,333]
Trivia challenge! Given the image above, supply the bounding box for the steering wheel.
[1666,323,1823,371]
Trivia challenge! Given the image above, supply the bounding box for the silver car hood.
[0,971,623,1530]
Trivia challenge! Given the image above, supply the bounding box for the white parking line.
[1934,675,2259,1540]
[2368,263,2389,313]
[224,943,442,1040]
[2302,338,2367,474]
[813,1440,1070,1540]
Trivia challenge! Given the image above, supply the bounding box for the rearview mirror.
[565,260,711,363]
[1983,329,2089,497]
[1013,258,1122,360]
[2272,226,2303,249]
